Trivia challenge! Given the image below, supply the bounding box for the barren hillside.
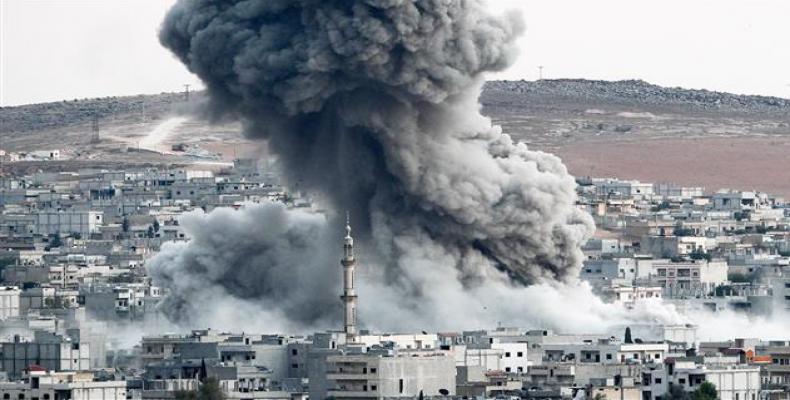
[2,80,789,196]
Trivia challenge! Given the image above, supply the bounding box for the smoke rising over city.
[154,0,593,330]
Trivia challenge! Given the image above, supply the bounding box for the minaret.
[340,214,358,343]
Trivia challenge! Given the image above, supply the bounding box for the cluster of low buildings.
[576,178,790,316]
[1,156,790,399]
[0,149,65,163]
[6,324,790,400]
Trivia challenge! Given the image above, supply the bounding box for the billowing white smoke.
[148,202,672,334]
[149,202,790,340]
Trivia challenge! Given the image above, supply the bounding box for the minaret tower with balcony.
[340,214,358,343]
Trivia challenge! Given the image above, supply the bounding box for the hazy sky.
[2,0,789,106]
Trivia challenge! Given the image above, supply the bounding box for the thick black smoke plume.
[154,0,596,329]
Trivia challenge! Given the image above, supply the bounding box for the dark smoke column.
[160,0,595,284]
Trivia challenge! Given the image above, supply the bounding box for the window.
[371,385,377,391]
[505,352,511,357]
[370,367,377,373]
[606,354,612,360]
[3,394,9,400]
[505,367,511,372]
[363,367,367,374]
[679,379,686,384]
[363,385,368,392]
[655,353,661,359]
[399,379,404,394]
[655,378,662,384]
[633,353,639,359]
[291,349,298,356]
[291,363,298,369]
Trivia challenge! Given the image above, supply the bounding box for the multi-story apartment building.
[0,332,90,380]
[0,370,126,400]
[639,259,728,297]
[35,210,104,236]
[322,349,455,400]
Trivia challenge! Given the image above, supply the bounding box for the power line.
[90,115,100,144]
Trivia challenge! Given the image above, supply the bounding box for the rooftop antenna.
[141,101,147,123]
[90,115,100,144]
[538,66,544,80]
[183,84,191,102]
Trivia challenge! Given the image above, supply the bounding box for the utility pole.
[90,115,100,144]
[183,84,191,102]
[538,66,544,81]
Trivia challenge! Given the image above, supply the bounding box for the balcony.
[326,372,371,381]
[764,364,790,372]
[327,389,378,398]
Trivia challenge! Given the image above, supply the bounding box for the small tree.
[49,232,63,248]
[624,327,633,344]
[693,382,717,400]
[122,217,130,233]
[665,383,691,400]
[689,248,712,262]
[153,219,160,232]
[147,226,156,238]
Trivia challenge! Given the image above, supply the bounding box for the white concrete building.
[356,333,438,350]
[644,359,760,400]
[642,260,728,297]
[324,350,455,400]
[0,286,21,320]
[654,183,705,200]
[602,285,663,305]
[0,370,126,400]
[26,150,62,160]
[711,190,765,212]
[594,179,654,199]
[454,346,503,371]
